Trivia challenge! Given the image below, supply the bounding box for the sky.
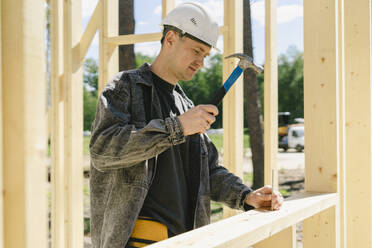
[82,0,303,66]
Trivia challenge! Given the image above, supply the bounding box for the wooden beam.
[162,0,174,19]
[63,0,83,247]
[2,0,47,247]
[105,26,228,46]
[344,0,372,246]
[98,0,118,94]
[222,0,244,219]
[303,0,340,246]
[77,0,101,63]
[0,0,3,246]
[146,193,338,248]
[50,0,65,247]
[337,0,346,247]
[105,32,162,46]
[263,0,278,188]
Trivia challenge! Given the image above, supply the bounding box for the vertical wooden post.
[337,0,346,247]
[222,0,244,219]
[255,1,295,247]
[63,0,83,247]
[344,0,372,246]
[162,0,175,19]
[303,0,340,247]
[263,0,278,189]
[2,0,47,247]
[98,0,118,94]
[51,0,65,247]
[0,0,3,247]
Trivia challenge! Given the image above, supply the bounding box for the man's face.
[169,33,211,81]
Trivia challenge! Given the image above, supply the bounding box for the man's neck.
[150,55,178,85]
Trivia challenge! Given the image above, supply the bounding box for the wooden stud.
[263,0,278,188]
[256,2,293,247]
[303,206,338,248]
[304,0,339,194]
[337,0,346,247]
[50,0,65,247]
[222,0,244,219]
[162,0,175,19]
[78,1,101,64]
[98,0,119,94]
[344,0,372,246]
[146,193,338,248]
[254,225,296,248]
[2,0,47,247]
[303,0,340,247]
[63,0,84,247]
[0,0,3,246]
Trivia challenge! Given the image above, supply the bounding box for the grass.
[84,136,90,155]
[209,133,250,153]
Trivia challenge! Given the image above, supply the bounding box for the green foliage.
[136,53,155,67]
[258,46,304,122]
[84,88,98,131]
[83,58,99,131]
[84,58,99,94]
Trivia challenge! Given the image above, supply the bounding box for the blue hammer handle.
[210,66,243,106]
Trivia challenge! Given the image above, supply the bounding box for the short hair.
[160,25,211,48]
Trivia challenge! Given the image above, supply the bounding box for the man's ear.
[163,30,179,49]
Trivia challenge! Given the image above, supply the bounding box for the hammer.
[209,53,263,106]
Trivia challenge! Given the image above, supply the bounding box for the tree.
[83,59,99,131]
[243,0,265,189]
[119,0,136,71]
[277,47,304,121]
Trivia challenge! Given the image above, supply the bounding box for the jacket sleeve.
[205,134,253,210]
[89,74,185,171]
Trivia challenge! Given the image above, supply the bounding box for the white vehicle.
[279,124,305,152]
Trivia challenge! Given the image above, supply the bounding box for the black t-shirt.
[139,72,194,237]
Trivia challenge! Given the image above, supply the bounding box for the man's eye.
[193,49,200,55]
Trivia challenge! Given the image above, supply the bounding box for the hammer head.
[225,53,263,74]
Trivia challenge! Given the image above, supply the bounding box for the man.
[89,3,283,248]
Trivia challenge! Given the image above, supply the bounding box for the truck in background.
[278,112,304,152]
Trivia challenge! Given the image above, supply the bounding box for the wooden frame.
[1,0,369,246]
[50,0,65,247]
[0,0,3,247]
[344,0,372,246]
[146,193,338,247]
[303,0,340,246]
[63,0,84,247]
[2,0,47,247]
[222,0,244,219]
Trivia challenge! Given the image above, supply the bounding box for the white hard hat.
[161,2,219,51]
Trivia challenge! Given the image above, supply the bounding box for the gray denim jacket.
[89,63,252,248]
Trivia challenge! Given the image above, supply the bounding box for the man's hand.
[178,105,218,136]
[245,185,284,211]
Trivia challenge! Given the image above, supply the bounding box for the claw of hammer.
[225,53,263,74]
[209,53,263,106]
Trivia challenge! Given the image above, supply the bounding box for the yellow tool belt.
[126,217,168,248]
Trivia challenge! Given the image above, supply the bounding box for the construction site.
[1,0,372,247]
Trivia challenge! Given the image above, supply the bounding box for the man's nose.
[195,57,204,68]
